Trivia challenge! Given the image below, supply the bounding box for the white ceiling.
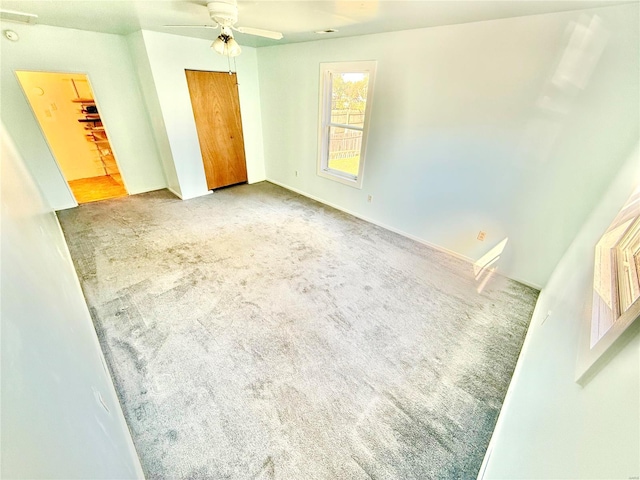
[0,0,635,48]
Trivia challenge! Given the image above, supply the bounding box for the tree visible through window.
[328,73,368,175]
[318,62,376,188]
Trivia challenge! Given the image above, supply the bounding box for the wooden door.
[185,70,248,190]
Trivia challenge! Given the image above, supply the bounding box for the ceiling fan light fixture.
[167,1,284,47]
[211,32,241,57]
[226,37,241,57]
[211,35,227,54]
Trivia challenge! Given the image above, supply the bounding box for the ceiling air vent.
[0,9,38,25]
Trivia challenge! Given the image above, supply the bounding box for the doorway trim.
[14,69,130,205]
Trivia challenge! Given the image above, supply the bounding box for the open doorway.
[16,71,127,204]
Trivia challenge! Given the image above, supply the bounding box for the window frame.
[576,185,640,384]
[317,61,377,189]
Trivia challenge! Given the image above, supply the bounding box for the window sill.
[317,167,363,189]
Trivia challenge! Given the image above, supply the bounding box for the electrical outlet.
[367,195,373,203]
[477,231,486,241]
[295,170,298,177]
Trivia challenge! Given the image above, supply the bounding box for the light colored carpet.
[58,182,538,479]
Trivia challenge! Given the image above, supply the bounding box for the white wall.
[126,31,182,197]
[482,144,640,479]
[134,30,266,200]
[0,124,144,479]
[257,4,640,288]
[0,22,167,210]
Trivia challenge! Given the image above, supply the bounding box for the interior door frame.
[14,69,130,205]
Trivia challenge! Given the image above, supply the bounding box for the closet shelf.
[72,97,114,178]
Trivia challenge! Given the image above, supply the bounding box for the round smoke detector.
[3,30,20,42]
[4,30,19,41]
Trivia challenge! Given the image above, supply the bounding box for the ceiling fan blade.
[163,24,218,29]
[234,26,283,40]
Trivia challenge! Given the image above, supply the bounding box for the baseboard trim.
[267,178,475,264]
[127,183,169,195]
[123,185,213,202]
[265,178,474,262]
[178,189,214,201]
[265,178,542,291]
[502,273,541,291]
[167,187,183,200]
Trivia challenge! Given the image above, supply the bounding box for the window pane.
[317,61,376,189]
[330,72,369,128]
[328,126,362,176]
[591,185,640,347]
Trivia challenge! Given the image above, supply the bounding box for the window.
[576,184,640,383]
[317,61,376,188]
[590,186,640,347]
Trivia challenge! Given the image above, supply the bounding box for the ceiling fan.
[165,0,283,57]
